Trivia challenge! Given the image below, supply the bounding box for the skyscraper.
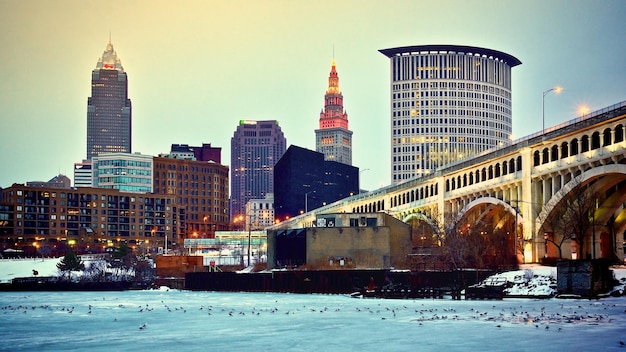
[315,59,352,165]
[379,45,521,184]
[230,120,286,221]
[86,39,132,160]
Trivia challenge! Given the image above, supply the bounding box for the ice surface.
[1,290,625,352]
[1,259,625,351]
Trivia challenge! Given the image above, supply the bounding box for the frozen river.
[1,289,625,351]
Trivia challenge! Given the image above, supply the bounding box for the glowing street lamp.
[542,86,562,134]
[578,104,590,117]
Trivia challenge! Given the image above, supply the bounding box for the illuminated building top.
[95,39,125,71]
[315,58,353,165]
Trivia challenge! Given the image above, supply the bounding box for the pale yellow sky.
[1,0,625,189]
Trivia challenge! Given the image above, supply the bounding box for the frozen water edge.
[1,290,625,352]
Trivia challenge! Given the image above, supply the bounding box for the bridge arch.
[537,164,626,229]
[459,196,519,220]
[536,164,626,259]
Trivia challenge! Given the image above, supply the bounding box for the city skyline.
[1,1,626,191]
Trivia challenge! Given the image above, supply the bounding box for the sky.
[1,1,626,191]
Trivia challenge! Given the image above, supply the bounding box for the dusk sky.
[1,0,625,191]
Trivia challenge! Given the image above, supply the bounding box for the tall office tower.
[230,120,286,222]
[86,39,132,160]
[315,59,353,165]
[379,45,521,184]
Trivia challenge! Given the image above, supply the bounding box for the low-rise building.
[0,184,178,253]
[267,212,411,270]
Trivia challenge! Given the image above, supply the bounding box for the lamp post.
[305,191,314,213]
[543,232,548,259]
[542,86,562,134]
[247,213,253,267]
[203,215,207,238]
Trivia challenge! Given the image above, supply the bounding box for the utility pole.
[247,215,251,267]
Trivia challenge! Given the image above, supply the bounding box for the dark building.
[274,145,359,221]
[230,120,286,222]
[169,143,222,163]
[86,39,132,160]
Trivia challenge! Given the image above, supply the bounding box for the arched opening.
[571,138,579,155]
[560,142,569,158]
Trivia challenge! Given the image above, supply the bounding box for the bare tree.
[561,177,596,259]
[542,202,570,259]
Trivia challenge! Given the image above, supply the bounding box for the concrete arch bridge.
[272,101,626,264]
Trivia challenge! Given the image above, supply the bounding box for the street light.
[247,213,253,267]
[542,86,562,134]
[305,191,314,213]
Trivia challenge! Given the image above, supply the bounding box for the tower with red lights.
[315,59,352,165]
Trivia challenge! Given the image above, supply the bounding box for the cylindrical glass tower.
[379,45,521,184]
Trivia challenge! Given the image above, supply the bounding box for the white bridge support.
[271,101,626,264]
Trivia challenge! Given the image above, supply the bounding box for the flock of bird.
[1,297,623,328]
[1,294,626,348]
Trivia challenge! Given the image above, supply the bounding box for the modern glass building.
[315,59,353,165]
[92,153,153,193]
[379,45,521,184]
[230,120,286,222]
[86,40,132,160]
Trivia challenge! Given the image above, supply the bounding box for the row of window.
[534,125,624,166]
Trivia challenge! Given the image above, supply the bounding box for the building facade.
[169,143,222,163]
[274,145,359,221]
[26,174,71,189]
[153,154,229,239]
[315,59,353,165]
[86,40,132,160]
[244,193,275,230]
[230,120,286,222]
[92,153,153,193]
[0,184,178,253]
[74,161,93,187]
[379,45,521,184]
[267,212,411,270]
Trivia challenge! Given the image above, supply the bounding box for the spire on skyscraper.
[86,39,132,160]
[315,57,353,165]
[96,39,124,72]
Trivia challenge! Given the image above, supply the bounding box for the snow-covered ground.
[473,264,626,297]
[0,257,63,283]
[0,256,134,283]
